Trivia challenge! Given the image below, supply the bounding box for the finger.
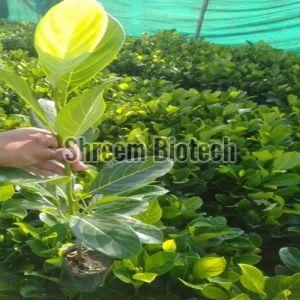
[17,127,52,135]
[32,132,58,148]
[37,161,65,176]
[52,148,74,161]
[69,146,87,172]
[48,147,87,172]
[25,166,56,177]
[70,159,87,172]
[33,148,60,161]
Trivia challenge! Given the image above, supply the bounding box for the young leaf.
[239,264,266,295]
[35,0,108,84]
[70,215,141,259]
[136,199,163,224]
[57,15,125,91]
[0,69,50,130]
[90,157,173,195]
[55,81,112,140]
[132,273,158,283]
[193,257,226,279]
[0,185,14,201]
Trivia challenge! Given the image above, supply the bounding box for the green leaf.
[31,99,57,130]
[0,168,40,184]
[163,206,181,219]
[1,200,27,219]
[19,197,56,212]
[266,174,300,186]
[183,196,203,211]
[193,257,226,279]
[0,185,14,201]
[132,273,157,283]
[0,168,70,185]
[178,279,204,291]
[234,254,261,265]
[121,185,168,200]
[273,152,300,172]
[231,294,251,300]
[201,285,229,300]
[56,81,112,140]
[145,251,178,275]
[70,215,141,258]
[239,264,265,295]
[0,69,50,129]
[93,198,149,216]
[117,216,163,244]
[57,15,125,91]
[136,199,163,224]
[34,0,108,84]
[279,247,300,271]
[90,157,173,195]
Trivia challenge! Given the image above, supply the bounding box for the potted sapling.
[0,0,173,293]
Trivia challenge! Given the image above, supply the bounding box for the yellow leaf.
[35,0,108,83]
[193,256,226,279]
[162,239,177,252]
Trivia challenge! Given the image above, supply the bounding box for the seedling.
[0,0,173,292]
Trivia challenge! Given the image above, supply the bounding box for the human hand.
[0,127,86,176]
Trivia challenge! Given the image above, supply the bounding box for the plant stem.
[56,134,77,215]
[65,162,76,215]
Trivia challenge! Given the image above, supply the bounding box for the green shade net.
[2,0,300,53]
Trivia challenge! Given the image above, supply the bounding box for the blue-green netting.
[2,0,300,53]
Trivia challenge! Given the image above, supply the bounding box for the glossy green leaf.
[90,157,173,195]
[265,273,300,299]
[35,0,108,83]
[239,264,265,295]
[145,251,178,275]
[70,215,141,258]
[56,81,112,140]
[279,247,300,271]
[193,257,226,279]
[0,168,40,184]
[117,216,163,244]
[178,279,205,291]
[1,200,27,219]
[201,285,230,300]
[121,185,168,200]
[0,168,70,186]
[0,69,50,129]
[93,198,149,216]
[19,197,56,212]
[266,173,300,186]
[234,253,261,265]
